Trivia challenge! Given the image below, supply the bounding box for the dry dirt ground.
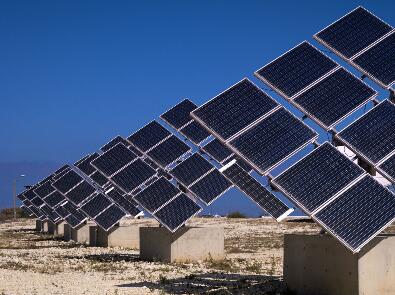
[0,217,328,294]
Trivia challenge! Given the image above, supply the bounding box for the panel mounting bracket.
[389,89,395,104]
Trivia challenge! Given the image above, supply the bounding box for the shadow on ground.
[64,253,141,263]
[117,272,289,294]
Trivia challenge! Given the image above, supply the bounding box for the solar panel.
[201,138,234,163]
[191,79,279,141]
[160,99,198,129]
[41,204,61,223]
[314,7,393,59]
[153,193,201,232]
[65,181,96,206]
[133,177,180,213]
[293,68,377,130]
[24,188,37,200]
[90,170,109,187]
[65,214,85,228]
[80,193,112,219]
[91,143,137,176]
[17,193,26,201]
[144,176,159,187]
[272,142,365,214]
[128,144,144,157]
[28,205,44,218]
[31,196,44,207]
[147,135,191,167]
[224,156,254,173]
[54,165,70,175]
[101,136,131,152]
[255,42,338,99]
[170,153,214,187]
[157,168,172,180]
[336,100,395,165]
[53,166,71,180]
[34,181,56,198]
[106,188,141,216]
[55,206,70,219]
[127,121,172,152]
[144,157,159,170]
[314,175,395,253]
[38,174,54,185]
[111,159,157,193]
[43,191,66,208]
[378,153,395,184]
[63,202,87,223]
[21,205,33,216]
[352,32,395,89]
[94,204,126,231]
[75,153,99,176]
[222,162,292,220]
[179,120,211,145]
[52,170,83,194]
[229,108,318,175]
[190,169,232,205]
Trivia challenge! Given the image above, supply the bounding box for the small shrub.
[227,211,246,218]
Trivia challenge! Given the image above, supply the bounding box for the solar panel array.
[378,154,395,184]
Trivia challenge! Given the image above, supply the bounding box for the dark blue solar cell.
[53,166,71,180]
[129,144,144,157]
[147,135,191,167]
[293,68,376,129]
[315,7,393,59]
[133,177,180,213]
[192,79,279,141]
[337,100,395,164]
[352,32,395,88]
[90,170,109,187]
[273,142,365,214]
[255,42,338,98]
[28,206,44,218]
[144,157,159,170]
[65,181,96,206]
[101,136,130,152]
[34,181,56,198]
[17,193,26,201]
[179,120,211,145]
[157,168,172,180]
[378,154,395,183]
[94,204,126,231]
[127,121,171,152]
[55,206,70,219]
[75,153,99,176]
[315,176,395,252]
[161,99,198,129]
[81,193,112,219]
[201,139,234,163]
[229,108,317,174]
[54,165,69,175]
[38,174,54,185]
[52,170,83,194]
[153,194,201,232]
[65,214,85,228]
[91,143,137,177]
[24,188,37,200]
[111,159,157,193]
[106,188,141,216]
[31,196,44,207]
[190,169,232,205]
[170,153,214,187]
[222,163,291,219]
[41,204,61,223]
[43,191,66,208]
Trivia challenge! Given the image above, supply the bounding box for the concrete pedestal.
[54,221,67,237]
[140,227,224,263]
[63,224,72,241]
[90,226,140,249]
[35,219,42,232]
[284,234,395,295]
[70,222,95,244]
[42,220,55,234]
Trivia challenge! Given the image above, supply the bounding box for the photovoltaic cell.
[90,170,109,187]
[222,162,291,220]
[111,159,157,193]
[314,176,395,252]
[190,169,232,205]
[75,153,99,175]
[17,193,26,201]
[65,181,96,206]
[191,79,279,141]
[129,144,144,157]
[94,204,126,231]
[179,120,211,144]
[65,214,85,228]
[144,157,159,170]
[314,7,393,59]
[55,206,70,219]
[53,166,71,180]
[24,188,37,201]
[106,188,141,216]
[229,108,318,175]
[272,142,365,214]
[157,168,172,180]
[43,191,66,208]
[34,181,56,198]
[29,206,44,218]
[201,139,234,163]
[101,136,130,152]
[133,177,180,213]
[52,170,83,194]
[161,99,198,129]
[31,196,44,207]
[255,42,338,98]
[337,100,395,165]
[91,143,137,176]
[293,68,377,129]
[147,135,191,167]
[352,32,395,88]
[170,153,214,187]
[41,205,61,223]
[153,194,201,232]
[378,154,395,184]
[54,165,69,175]
[127,121,171,152]
[21,205,33,216]
[81,193,112,219]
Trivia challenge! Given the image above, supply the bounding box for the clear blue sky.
[1,1,393,212]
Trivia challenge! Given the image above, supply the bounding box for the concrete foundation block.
[284,234,395,295]
[140,227,224,263]
[91,226,140,249]
[70,223,95,244]
[35,219,42,232]
[54,221,67,237]
[42,220,55,234]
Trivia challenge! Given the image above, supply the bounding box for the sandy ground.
[0,217,326,294]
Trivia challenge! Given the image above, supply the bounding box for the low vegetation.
[227,211,247,218]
